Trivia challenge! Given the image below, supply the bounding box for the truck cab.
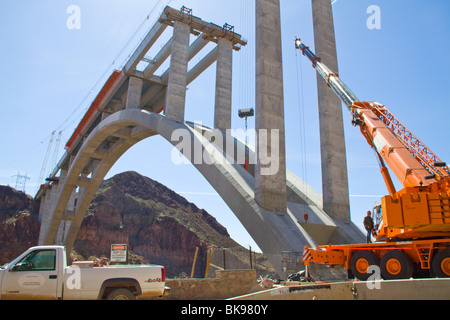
[0,246,66,300]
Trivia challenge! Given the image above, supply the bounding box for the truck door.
[1,249,59,300]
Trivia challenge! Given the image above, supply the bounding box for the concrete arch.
[40,109,160,251]
[39,109,364,275]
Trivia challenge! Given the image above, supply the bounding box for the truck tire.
[380,250,414,280]
[350,251,380,281]
[431,249,450,278]
[106,288,136,300]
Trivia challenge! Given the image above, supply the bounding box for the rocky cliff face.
[0,172,276,278]
[74,172,213,276]
[0,186,40,263]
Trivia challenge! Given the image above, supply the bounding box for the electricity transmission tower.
[12,172,30,193]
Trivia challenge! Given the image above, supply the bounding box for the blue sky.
[1,1,449,252]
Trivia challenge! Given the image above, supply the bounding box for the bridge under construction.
[36,0,365,277]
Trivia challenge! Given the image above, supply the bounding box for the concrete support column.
[255,0,287,213]
[214,38,233,133]
[38,169,68,245]
[67,183,87,244]
[38,193,47,222]
[165,21,190,122]
[65,186,78,214]
[55,220,72,246]
[38,185,57,245]
[312,0,350,221]
[126,76,143,109]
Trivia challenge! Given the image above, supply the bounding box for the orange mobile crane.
[295,38,450,280]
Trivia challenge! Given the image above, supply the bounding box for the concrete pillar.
[64,177,88,252]
[255,0,287,213]
[38,169,68,245]
[38,193,47,222]
[126,76,143,109]
[65,186,78,214]
[55,220,72,246]
[312,0,351,221]
[214,38,233,132]
[38,185,56,245]
[165,21,190,122]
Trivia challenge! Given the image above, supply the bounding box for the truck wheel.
[106,288,136,300]
[380,250,414,280]
[431,249,450,278]
[350,251,380,281]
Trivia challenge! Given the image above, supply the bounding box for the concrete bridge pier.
[312,0,351,221]
[165,21,191,123]
[126,76,144,110]
[255,0,287,214]
[214,37,233,133]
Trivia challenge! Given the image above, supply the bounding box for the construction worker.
[363,211,374,243]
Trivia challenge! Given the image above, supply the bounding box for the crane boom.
[295,38,450,194]
[295,39,357,107]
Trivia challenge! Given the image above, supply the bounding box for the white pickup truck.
[0,246,167,300]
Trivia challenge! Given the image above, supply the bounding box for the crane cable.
[295,47,309,209]
[238,0,255,146]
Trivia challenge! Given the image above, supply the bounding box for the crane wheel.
[432,249,450,278]
[350,251,380,281]
[380,250,414,280]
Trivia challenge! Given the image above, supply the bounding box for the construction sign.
[111,244,127,263]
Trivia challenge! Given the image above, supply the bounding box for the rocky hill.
[0,186,40,262]
[0,172,277,278]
